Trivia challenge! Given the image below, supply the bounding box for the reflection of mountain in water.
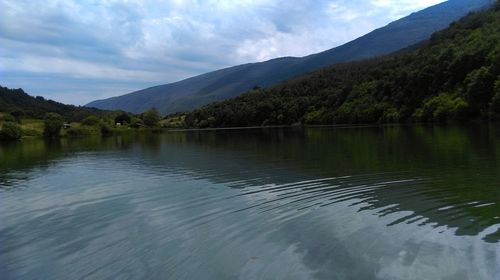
[155,126,500,243]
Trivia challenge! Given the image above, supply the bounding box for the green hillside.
[185,3,500,128]
[0,86,107,121]
[87,0,494,114]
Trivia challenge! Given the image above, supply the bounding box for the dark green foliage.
[130,117,144,128]
[0,122,22,141]
[99,123,113,136]
[81,115,100,126]
[185,4,500,127]
[413,93,469,122]
[463,66,495,114]
[142,108,160,127]
[0,86,108,122]
[43,113,64,138]
[0,113,16,122]
[66,126,94,137]
[492,76,500,113]
[114,112,131,125]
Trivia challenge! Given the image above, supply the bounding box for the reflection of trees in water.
[162,125,500,242]
[0,125,498,242]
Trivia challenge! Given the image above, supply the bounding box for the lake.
[0,125,499,279]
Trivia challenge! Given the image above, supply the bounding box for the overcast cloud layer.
[0,0,444,105]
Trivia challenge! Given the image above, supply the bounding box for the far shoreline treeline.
[0,86,185,141]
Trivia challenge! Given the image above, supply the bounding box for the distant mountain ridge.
[86,0,495,114]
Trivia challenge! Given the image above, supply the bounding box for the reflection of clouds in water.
[271,200,498,280]
[1,127,500,279]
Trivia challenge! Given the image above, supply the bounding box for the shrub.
[81,115,100,126]
[43,113,64,138]
[0,122,22,141]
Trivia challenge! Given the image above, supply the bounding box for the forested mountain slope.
[185,3,500,127]
[0,86,106,121]
[87,0,494,114]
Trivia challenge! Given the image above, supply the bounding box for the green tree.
[463,67,495,114]
[114,112,131,125]
[81,115,100,126]
[43,113,64,138]
[414,93,469,122]
[130,117,144,128]
[142,108,160,127]
[0,122,22,141]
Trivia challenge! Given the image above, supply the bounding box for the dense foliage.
[0,86,169,138]
[141,108,161,127]
[0,122,22,141]
[43,113,64,138]
[0,86,109,122]
[185,3,500,128]
[114,112,131,125]
[81,115,100,126]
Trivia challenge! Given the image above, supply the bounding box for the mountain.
[0,86,107,121]
[184,2,500,127]
[86,0,495,114]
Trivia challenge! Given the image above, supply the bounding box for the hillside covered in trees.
[185,2,500,128]
[86,0,494,114]
[0,86,107,121]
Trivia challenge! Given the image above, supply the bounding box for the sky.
[0,0,444,105]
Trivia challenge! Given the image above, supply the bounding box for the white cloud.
[371,0,445,18]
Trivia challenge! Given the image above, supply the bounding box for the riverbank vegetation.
[0,87,172,141]
[184,3,500,128]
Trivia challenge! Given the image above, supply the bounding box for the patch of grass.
[20,119,44,137]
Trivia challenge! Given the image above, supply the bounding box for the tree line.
[0,85,163,140]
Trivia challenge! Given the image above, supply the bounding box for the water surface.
[0,125,499,279]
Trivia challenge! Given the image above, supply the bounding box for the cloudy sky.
[0,0,444,105]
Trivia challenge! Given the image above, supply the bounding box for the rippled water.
[0,125,499,279]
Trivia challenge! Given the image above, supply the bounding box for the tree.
[114,112,131,125]
[43,113,64,138]
[142,108,160,127]
[130,117,144,128]
[81,115,100,126]
[0,122,22,141]
[463,67,495,114]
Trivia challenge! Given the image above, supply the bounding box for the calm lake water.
[0,125,499,279]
